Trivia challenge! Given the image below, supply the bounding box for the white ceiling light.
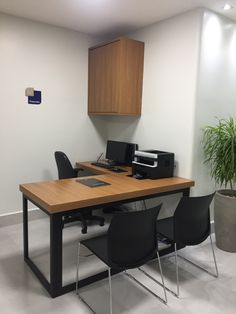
[223,3,233,11]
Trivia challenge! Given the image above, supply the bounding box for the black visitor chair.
[76,205,167,314]
[157,193,218,297]
[54,151,105,233]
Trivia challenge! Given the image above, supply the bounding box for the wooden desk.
[20,162,194,298]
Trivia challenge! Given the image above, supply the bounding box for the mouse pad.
[77,178,111,187]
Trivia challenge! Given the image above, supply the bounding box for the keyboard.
[91,162,114,169]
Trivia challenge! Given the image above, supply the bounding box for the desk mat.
[76,178,111,188]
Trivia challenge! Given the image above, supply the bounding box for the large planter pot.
[214,190,236,252]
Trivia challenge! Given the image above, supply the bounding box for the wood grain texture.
[20,163,194,214]
[88,40,120,113]
[119,37,144,115]
[88,37,144,116]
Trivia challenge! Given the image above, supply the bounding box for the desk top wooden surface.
[19,162,194,214]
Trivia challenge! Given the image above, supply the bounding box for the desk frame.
[23,187,190,298]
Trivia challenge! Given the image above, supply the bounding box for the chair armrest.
[74,167,84,176]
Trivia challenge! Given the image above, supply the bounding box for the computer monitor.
[106,140,138,165]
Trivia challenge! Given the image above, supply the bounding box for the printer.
[132,150,175,179]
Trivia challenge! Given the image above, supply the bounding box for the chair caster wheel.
[81,228,87,234]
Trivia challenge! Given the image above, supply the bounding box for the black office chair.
[54,151,105,233]
[76,205,167,314]
[55,151,83,179]
[157,193,218,297]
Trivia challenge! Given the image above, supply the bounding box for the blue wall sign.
[28,90,41,105]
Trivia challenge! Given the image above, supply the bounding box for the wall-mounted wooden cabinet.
[88,37,144,116]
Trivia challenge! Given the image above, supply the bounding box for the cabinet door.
[88,41,120,114]
[119,38,144,115]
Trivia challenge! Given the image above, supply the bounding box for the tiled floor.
[1,214,236,314]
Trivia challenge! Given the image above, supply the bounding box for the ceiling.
[0,0,236,35]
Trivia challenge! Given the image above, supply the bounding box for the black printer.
[132,150,175,179]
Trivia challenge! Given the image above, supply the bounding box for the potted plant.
[202,117,236,252]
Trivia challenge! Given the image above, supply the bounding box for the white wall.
[0,13,106,214]
[193,10,236,195]
[104,9,203,179]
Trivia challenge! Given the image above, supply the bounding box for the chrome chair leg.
[76,242,96,314]
[138,251,167,303]
[210,233,219,278]
[125,270,167,305]
[157,250,168,302]
[76,242,81,295]
[178,235,219,278]
[108,268,113,314]
[174,243,179,297]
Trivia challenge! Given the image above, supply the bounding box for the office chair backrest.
[174,193,215,246]
[107,205,162,269]
[54,151,76,179]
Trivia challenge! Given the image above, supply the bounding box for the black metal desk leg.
[23,196,29,259]
[50,214,63,297]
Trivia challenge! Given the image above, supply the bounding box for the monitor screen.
[106,140,138,165]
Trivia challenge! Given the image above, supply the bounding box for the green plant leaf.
[202,117,236,190]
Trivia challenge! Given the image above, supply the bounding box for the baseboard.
[0,208,46,227]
